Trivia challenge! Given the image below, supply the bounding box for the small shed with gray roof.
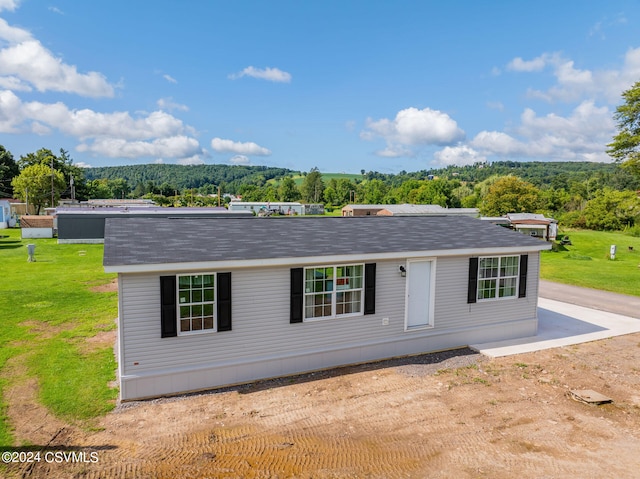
[104,215,551,400]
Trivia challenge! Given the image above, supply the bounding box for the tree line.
[2,145,639,230]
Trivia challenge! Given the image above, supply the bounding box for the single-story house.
[228,202,305,215]
[507,213,558,241]
[104,215,551,401]
[20,215,55,238]
[376,204,479,217]
[59,199,157,208]
[341,204,386,216]
[56,206,251,243]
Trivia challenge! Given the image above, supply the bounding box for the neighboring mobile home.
[56,206,250,243]
[103,216,551,401]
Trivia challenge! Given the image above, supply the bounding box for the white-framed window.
[304,264,364,320]
[177,273,215,334]
[477,255,519,301]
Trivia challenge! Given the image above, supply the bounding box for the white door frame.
[404,258,436,331]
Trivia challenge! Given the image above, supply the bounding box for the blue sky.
[1,0,639,173]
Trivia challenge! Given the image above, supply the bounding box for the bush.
[624,225,640,237]
[559,211,587,229]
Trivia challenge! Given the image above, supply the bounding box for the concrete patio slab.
[470,297,640,358]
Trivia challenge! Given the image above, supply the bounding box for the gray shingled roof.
[103,215,550,268]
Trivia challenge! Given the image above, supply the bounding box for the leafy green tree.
[385,179,421,204]
[480,176,542,216]
[361,179,388,204]
[324,178,357,206]
[582,188,640,230]
[300,168,324,203]
[405,179,460,207]
[86,179,113,199]
[323,185,338,207]
[452,184,474,207]
[607,80,640,177]
[278,176,301,202]
[0,145,19,198]
[18,148,87,200]
[11,163,66,214]
[108,178,130,199]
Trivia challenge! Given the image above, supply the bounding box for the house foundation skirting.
[119,317,537,401]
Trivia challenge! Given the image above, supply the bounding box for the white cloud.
[0,17,31,42]
[177,155,205,166]
[0,0,19,12]
[157,97,189,112]
[21,103,189,140]
[0,24,115,97]
[507,48,640,104]
[470,101,614,162]
[75,161,92,168]
[229,155,250,165]
[507,54,549,72]
[77,135,202,159]
[211,137,271,156]
[361,107,464,157]
[0,89,24,132]
[0,89,204,161]
[434,145,486,166]
[228,66,292,83]
[0,75,30,91]
[48,6,64,15]
[471,131,527,156]
[163,74,177,84]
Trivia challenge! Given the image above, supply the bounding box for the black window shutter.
[518,254,528,298]
[364,263,376,315]
[467,257,478,304]
[290,268,304,323]
[160,276,177,338]
[217,272,232,331]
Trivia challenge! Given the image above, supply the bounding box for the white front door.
[405,259,434,329]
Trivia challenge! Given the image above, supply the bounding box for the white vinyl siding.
[117,253,540,399]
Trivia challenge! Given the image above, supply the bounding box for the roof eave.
[104,243,551,274]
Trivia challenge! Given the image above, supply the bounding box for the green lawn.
[0,228,117,446]
[540,229,640,296]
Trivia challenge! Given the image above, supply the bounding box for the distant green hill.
[84,163,297,192]
[83,160,638,194]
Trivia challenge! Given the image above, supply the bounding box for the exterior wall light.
[399,265,406,277]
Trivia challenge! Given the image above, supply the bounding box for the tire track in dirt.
[11,339,640,478]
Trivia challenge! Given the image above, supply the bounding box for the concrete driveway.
[471,281,640,357]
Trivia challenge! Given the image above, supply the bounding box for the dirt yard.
[4,331,640,479]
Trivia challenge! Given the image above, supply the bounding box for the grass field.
[0,228,117,445]
[541,229,640,296]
